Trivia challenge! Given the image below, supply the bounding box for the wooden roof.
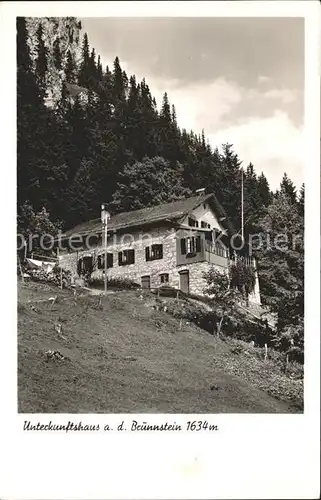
[62,192,235,239]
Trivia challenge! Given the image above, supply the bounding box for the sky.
[80,17,304,191]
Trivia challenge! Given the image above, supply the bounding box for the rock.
[45,349,70,362]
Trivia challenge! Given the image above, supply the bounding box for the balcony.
[204,241,229,268]
[176,229,229,269]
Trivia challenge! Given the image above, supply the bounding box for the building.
[58,192,261,303]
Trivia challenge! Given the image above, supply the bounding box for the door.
[141,275,151,289]
[179,270,189,294]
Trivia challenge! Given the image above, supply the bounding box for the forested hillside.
[17,17,304,351]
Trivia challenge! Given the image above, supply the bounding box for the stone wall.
[58,224,261,302]
[176,261,226,296]
[59,226,178,290]
[59,225,227,296]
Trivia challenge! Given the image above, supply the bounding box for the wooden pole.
[104,217,108,296]
[57,247,63,289]
[264,343,268,361]
[241,168,244,243]
[18,256,24,283]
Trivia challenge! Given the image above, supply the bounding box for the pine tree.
[201,129,206,149]
[112,56,126,103]
[160,92,171,123]
[111,157,192,213]
[78,32,90,88]
[66,158,98,225]
[255,194,304,335]
[218,143,243,231]
[53,37,62,71]
[35,23,48,99]
[298,183,304,217]
[158,92,181,161]
[171,104,177,127]
[242,162,264,237]
[97,55,103,81]
[17,17,45,208]
[280,172,297,204]
[63,95,88,181]
[136,78,159,158]
[89,47,97,87]
[257,172,271,207]
[65,49,76,83]
[17,17,42,108]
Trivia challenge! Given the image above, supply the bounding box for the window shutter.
[180,238,186,255]
[130,249,135,264]
[145,246,150,261]
[107,253,113,268]
[196,236,201,253]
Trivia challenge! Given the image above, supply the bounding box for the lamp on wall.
[101,204,110,225]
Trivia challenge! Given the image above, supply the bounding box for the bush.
[87,276,140,290]
[26,264,72,289]
[154,285,182,298]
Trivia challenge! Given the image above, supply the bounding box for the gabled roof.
[62,192,234,239]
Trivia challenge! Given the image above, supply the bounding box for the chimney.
[195,187,206,196]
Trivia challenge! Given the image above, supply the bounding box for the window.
[160,273,169,284]
[77,256,93,276]
[180,236,201,256]
[188,217,199,228]
[145,244,163,261]
[118,249,135,266]
[97,253,113,269]
[201,221,211,228]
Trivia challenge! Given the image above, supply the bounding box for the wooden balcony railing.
[204,241,229,268]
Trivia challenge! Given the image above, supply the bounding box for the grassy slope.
[18,282,303,413]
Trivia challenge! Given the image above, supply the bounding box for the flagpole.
[104,214,108,296]
[241,168,244,243]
